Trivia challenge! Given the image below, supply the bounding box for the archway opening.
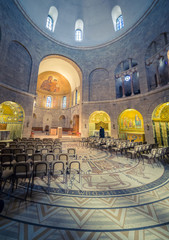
[118,109,145,142]
[89,111,111,137]
[73,115,79,134]
[152,102,169,146]
[0,101,25,140]
[33,55,82,136]
[59,115,66,128]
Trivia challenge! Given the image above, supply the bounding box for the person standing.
[99,126,105,138]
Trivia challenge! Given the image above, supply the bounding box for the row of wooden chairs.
[0,160,81,199]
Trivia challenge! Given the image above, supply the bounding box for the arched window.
[75,19,83,41]
[116,15,124,31]
[46,15,53,31]
[62,96,67,109]
[75,29,82,41]
[46,6,58,32]
[111,6,124,31]
[46,96,52,108]
[75,90,78,104]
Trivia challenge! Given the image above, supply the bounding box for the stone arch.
[43,113,52,132]
[1,41,32,91]
[152,102,169,146]
[89,68,110,101]
[89,111,111,137]
[59,115,66,127]
[0,101,25,140]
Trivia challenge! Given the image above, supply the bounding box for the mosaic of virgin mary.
[40,76,60,93]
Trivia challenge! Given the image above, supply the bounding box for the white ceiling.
[15,0,156,48]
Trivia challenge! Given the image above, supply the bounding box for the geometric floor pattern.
[1,140,169,239]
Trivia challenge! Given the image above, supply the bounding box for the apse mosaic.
[89,111,111,137]
[0,101,24,124]
[37,71,71,95]
[118,109,145,141]
[152,102,169,146]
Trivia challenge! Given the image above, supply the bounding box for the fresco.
[37,71,71,95]
[152,102,169,146]
[40,76,60,93]
[119,109,144,132]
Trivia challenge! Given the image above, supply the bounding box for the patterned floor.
[1,141,169,239]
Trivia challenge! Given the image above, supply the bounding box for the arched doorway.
[43,113,52,132]
[89,111,111,137]
[59,115,66,127]
[73,115,79,133]
[118,109,145,142]
[152,102,169,146]
[0,101,25,140]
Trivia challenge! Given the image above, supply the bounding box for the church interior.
[1,0,169,239]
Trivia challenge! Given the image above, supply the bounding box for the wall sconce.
[113,124,115,129]
[147,124,149,130]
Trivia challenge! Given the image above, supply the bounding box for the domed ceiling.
[15,0,157,49]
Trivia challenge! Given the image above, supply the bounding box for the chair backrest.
[58,153,68,161]
[13,148,23,155]
[52,161,64,174]
[67,148,76,155]
[13,162,30,177]
[69,161,80,173]
[17,144,26,150]
[45,153,55,162]
[34,161,48,177]
[1,148,13,154]
[32,153,43,162]
[15,153,28,163]
[53,147,62,154]
[1,154,13,164]
[36,144,44,151]
[25,148,35,155]
[45,144,53,151]
[40,148,49,155]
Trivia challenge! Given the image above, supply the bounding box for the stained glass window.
[46,15,53,31]
[75,90,78,104]
[116,15,124,31]
[75,29,82,41]
[46,96,52,108]
[62,96,67,109]
[124,75,131,81]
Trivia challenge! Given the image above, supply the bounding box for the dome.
[15,0,156,48]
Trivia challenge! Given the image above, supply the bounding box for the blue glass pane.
[46,15,53,31]
[116,15,124,31]
[75,29,82,41]
[62,96,67,108]
[46,96,52,108]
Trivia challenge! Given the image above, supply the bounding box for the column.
[154,60,160,87]
[130,72,134,95]
[121,75,125,97]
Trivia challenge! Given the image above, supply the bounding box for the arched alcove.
[0,101,25,140]
[33,55,82,134]
[89,68,109,101]
[152,102,169,146]
[118,109,145,142]
[0,41,32,92]
[89,111,111,137]
[59,115,66,128]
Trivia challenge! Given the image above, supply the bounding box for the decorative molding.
[0,82,35,98]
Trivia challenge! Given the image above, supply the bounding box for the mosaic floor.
[1,141,169,239]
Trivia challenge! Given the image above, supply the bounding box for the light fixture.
[124,75,131,81]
